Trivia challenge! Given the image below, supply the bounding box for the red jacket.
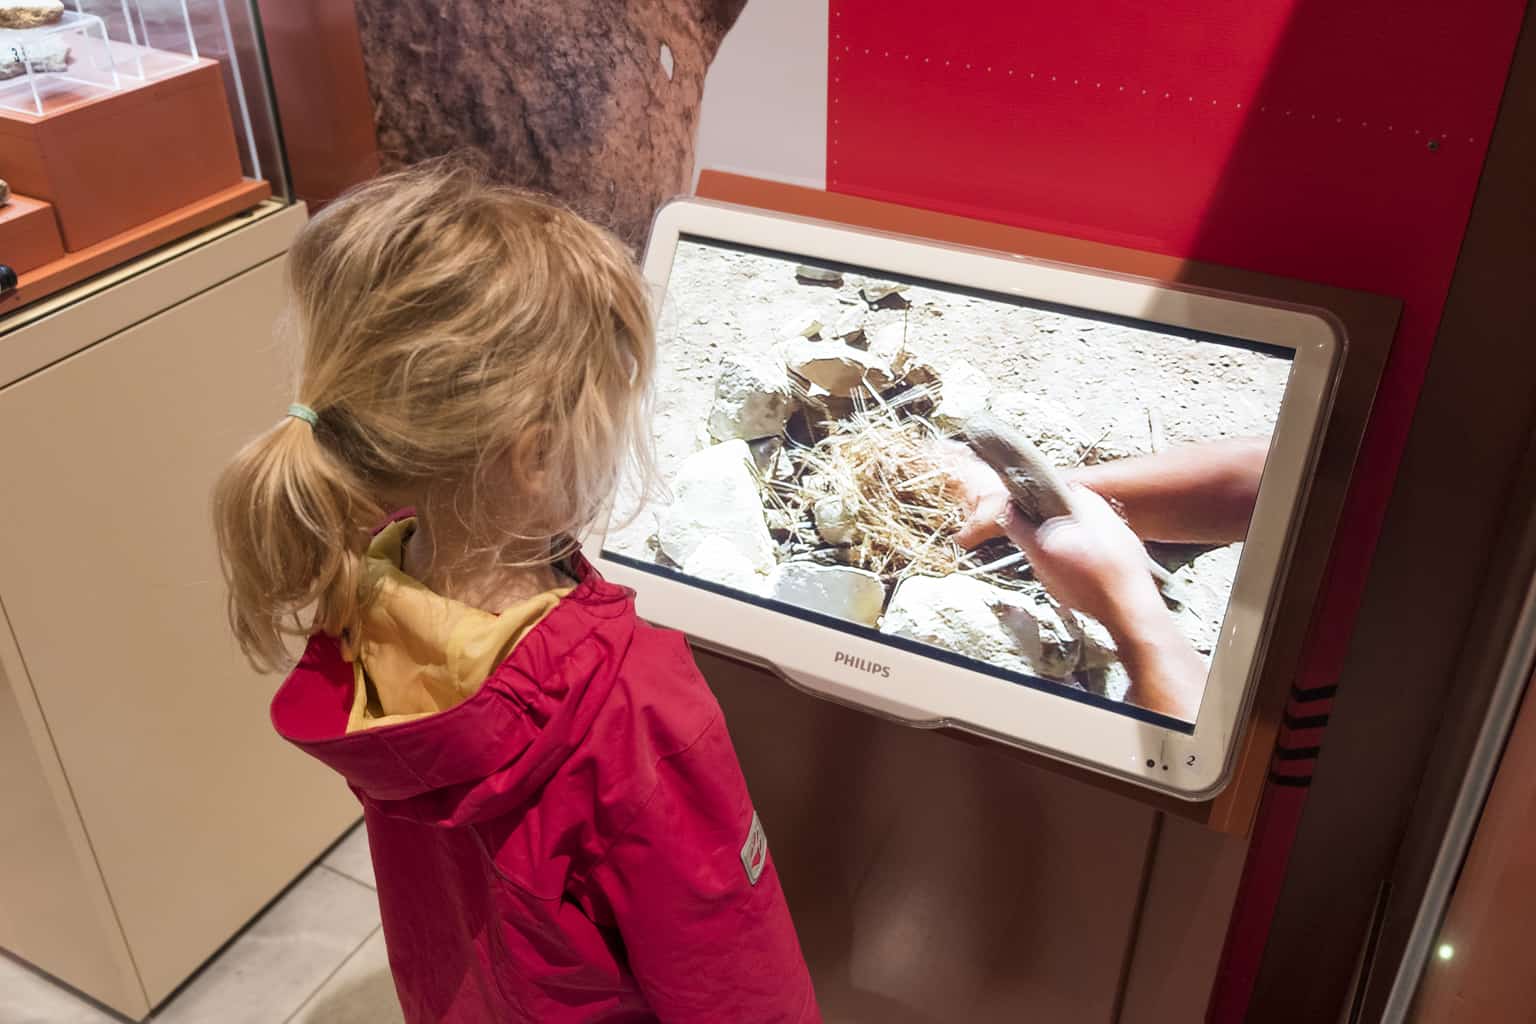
[271,555,819,1023]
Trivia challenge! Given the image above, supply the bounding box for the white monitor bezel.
[585,197,1342,801]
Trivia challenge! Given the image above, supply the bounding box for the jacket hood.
[271,554,637,827]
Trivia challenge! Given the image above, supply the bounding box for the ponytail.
[212,413,382,672]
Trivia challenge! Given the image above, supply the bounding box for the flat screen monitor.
[587,199,1341,799]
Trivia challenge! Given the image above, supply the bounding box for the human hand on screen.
[942,441,1160,627]
[941,444,1204,720]
[1004,484,1161,629]
[942,436,1267,548]
[1009,490,1205,721]
[938,440,1012,549]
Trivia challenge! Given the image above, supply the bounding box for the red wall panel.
[827,1,1525,1017]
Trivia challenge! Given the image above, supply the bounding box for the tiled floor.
[0,824,404,1024]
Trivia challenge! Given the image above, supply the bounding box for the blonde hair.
[214,158,654,671]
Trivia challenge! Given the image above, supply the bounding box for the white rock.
[831,308,866,344]
[683,536,769,596]
[866,322,912,371]
[770,562,886,626]
[658,440,775,572]
[784,338,895,397]
[781,312,823,338]
[861,283,910,306]
[0,32,69,79]
[1083,662,1133,702]
[813,494,857,545]
[708,351,792,441]
[880,574,1066,679]
[1071,612,1120,669]
[1021,590,1081,679]
[931,360,992,429]
[795,265,843,287]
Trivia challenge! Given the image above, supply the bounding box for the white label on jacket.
[741,811,767,886]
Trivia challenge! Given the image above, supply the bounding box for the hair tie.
[286,403,319,427]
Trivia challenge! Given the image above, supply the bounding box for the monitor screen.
[603,235,1295,732]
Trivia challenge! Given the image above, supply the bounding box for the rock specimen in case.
[0,31,71,79]
[0,0,63,29]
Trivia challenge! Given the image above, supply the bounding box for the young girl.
[214,160,819,1023]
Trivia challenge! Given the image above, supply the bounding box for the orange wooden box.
[0,194,66,276]
[0,60,244,251]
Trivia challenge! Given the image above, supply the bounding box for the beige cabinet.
[0,205,358,1018]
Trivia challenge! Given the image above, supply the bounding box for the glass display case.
[0,10,120,115]
[0,0,286,314]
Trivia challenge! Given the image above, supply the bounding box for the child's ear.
[504,425,552,492]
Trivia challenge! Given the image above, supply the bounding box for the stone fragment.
[931,360,992,430]
[682,536,770,596]
[795,264,844,287]
[813,494,857,546]
[781,313,823,339]
[1071,612,1119,670]
[831,308,866,346]
[0,32,69,78]
[861,283,910,308]
[764,508,796,537]
[880,574,1067,679]
[746,436,783,476]
[708,351,793,441]
[784,338,895,397]
[1083,662,1133,702]
[897,360,938,391]
[769,562,886,626]
[0,1,63,30]
[866,322,910,370]
[1021,589,1081,679]
[658,440,775,572]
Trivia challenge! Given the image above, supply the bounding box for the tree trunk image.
[353,0,749,249]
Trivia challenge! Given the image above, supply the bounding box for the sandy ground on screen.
[606,243,1290,707]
